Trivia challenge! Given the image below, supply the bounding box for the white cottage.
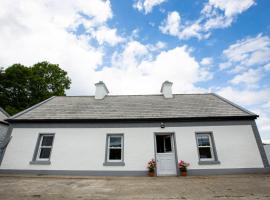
[0,81,269,176]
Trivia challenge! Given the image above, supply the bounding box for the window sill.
[29,160,51,165]
[103,162,125,166]
[198,160,220,165]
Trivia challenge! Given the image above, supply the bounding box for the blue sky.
[0,0,270,141]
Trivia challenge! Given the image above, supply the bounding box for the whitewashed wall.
[0,124,264,171]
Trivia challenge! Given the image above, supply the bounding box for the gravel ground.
[0,174,270,200]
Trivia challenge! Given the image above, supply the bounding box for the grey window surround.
[103,133,125,166]
[195,132,220,165]
[30,133,55,165]
[29,160,51,165]
[198,160,220,165]
[103,162,125,166]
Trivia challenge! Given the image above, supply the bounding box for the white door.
[155,134,177,176]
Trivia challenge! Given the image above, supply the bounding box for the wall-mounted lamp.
[160,122,165,128]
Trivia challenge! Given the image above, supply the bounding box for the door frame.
[153,132,179,176]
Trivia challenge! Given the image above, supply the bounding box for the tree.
[0,61,71,115]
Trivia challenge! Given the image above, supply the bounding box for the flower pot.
[180,170,187,176]
[148,171,155,177]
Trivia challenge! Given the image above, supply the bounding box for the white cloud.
[159,11,181,37]
[111,41,150,70]
[159,11,205,40]
[208,0,255,17]
[221,34,270,69]
[92,26,124,46]
[133,0,167,14]
[200,57,213,66]
[219,34,270,89]
[94,43,211,94]
[217,87,270,107]
[160,0,255,40]
[0,0,115,95]
[265,63,270,71]
[230,69,262,86]
[147,41,167,51]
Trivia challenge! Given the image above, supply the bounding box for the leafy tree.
[0,61,71,115]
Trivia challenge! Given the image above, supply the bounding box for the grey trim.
[153,132,157,176]
[31,133,55,164]
[172,133,180,176]
[9,96,56,120]
[8,116,257,123]
[198,161,221,165]
[0,168,269,176]
[251,120,269,167]
[195,132,220,164]
[104,134,125,166]
[10,120,256,129]
[29,161,51,165]
[0,107,10,117]
[0,169,148,176]
[211,93,258,116]
[103,162,125,166]
[188,168,270,176]
[0,125,13,165]
[0,136,12,149]
[154,132,179,176]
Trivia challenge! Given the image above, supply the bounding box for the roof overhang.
[6,115,258,124]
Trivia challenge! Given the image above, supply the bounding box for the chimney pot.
[95,81,109,99]
[160,81,173,98]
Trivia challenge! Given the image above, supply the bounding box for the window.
[156,135,172,153]
[33,134,54,162]
[196,133,217,162]
[106,134,124,163]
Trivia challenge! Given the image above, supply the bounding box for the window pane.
[41,136,54,146]
[198,136,210,146]
[109,137,122,148]
[156,135,172,153]
[156,135,165,153]
[198,147,212,159]
[164,136,172,152]
[39,148,51,159]
[109,149,121,160]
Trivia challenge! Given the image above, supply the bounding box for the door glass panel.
[164,136,172,152]
[156,135,172,153]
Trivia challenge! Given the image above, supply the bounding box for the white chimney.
[95,81,109,99]
[160,81,173,98]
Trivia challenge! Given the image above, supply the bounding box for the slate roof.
[8,93,257,122]
[0,107,9,124]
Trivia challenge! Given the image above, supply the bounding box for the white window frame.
[107,135,123,162]
[36,134,54,161]
[196,133,215,161]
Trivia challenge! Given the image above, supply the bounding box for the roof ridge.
[211,93,258,117]
[9,96,56,120]
[56,93,212,97]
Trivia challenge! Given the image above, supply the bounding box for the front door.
[155,133,177,176]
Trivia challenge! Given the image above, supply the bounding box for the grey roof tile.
[9,94,256,121]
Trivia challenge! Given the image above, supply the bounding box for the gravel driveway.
[0,174,270,200]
